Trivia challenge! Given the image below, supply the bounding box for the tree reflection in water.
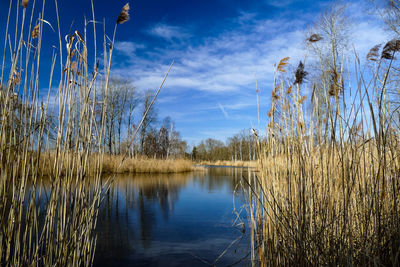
[94,168,251,267]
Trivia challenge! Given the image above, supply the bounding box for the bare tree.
[158,125,169,159]
[99,78,137,155]
[168,129,187,158]
[115,79,137,154]
[139,90,157,154]
[161,117,172,159]
[143,129,159,158]
[306,4,350,143]
[376,0,400,36]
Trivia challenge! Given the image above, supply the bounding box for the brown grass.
[244,48,400,265]
[102,156,194,174]
[199,160,258,168]
[35,153,195,175]
[0,2,134,266]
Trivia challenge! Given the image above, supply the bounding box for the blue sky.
[0,0,391,146]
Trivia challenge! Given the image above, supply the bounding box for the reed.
[34,152,194,175]
[102,156,194,174]
[199,160,258,168]
[245,41,400,265]
[0,1,130,265]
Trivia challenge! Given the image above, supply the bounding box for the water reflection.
[197,167,247,192]
[94,167,250,267]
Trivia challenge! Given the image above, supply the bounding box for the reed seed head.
[32,24,39,39]
[117,3,130,24]
[277,57,290,73]
[272,85,280,101]
[294,61,307,85]
[21,0,28,8]
[366,44,381,61]
[328,70,341,97]
[307,33,322,42]
[11,71,20,87]
[297,121,304,130]
[287,85,292,94]
[299,95,307,104]
[71,61,77,73]
[382,39,400,59]
[268,121,274,128]
[328,86,335,97]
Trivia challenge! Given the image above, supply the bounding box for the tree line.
[97,78,187,159]
[192,129,257,161]
[99,79,257,162]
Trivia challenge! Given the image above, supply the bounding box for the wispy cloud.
[148,23,191,41]
[114,3,388,97]
[351,21,389,58]
[267,0,298,8]
[115,19,306,94]
[111,1,390,143]
[115,41,145,55]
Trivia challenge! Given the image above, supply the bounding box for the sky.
[0,0,392,146]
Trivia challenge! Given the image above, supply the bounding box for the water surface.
[94,167,251,267]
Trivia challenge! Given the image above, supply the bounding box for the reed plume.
[381,38,400,59]
[117,3,130,24]
[31,24,39,39]
[277,57,290,73]
[367,44,381,61]
[21,0,28,8]
[307,33,322,42]
[294,61,307,84]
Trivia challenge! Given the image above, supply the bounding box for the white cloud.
[223,100,255,110]
[123,14,383,91]
[113,1,388,109]
[148,23,191,41]
[114,19,307,95]
[350,21,390,59]
[113,3,386,98]
[115,41,145,55]
[110,1,390,143]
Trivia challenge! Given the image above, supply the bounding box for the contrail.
[218,103,229,119]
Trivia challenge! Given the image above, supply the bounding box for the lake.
[93,167,252,267]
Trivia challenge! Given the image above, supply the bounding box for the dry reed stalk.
[0,1,132,266]
[245,54,400,266]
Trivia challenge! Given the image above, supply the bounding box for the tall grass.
[246,44,400,265]
[102,156,194,174]
[0,1,130,265]
[199,160,257,168]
